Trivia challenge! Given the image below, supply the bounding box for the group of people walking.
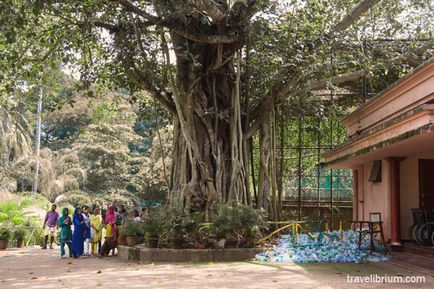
[42,203,141,259]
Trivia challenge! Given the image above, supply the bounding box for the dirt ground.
[0,247,432,289]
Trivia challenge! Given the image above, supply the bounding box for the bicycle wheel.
[408,224,418,244]
[417,224,428,245]
[412,224,422,245]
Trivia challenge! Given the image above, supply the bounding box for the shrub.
[0,200,32,225]
[142,209,164,239]
[120,221,142,238]
[14,227,27,241]
[238,205,266,239]
[113,204,267,248]
[26,226,44,246]
[186,212,214,244]
[195,223,215,245]
[211,204,240,240]
[0,198,44,245]
[0,227,12,240]
[163,206,195,240]
[211,204,267,242]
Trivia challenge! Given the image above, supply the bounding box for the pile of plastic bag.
[255,230,391,263]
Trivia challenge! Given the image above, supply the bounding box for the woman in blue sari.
[71,207,85,258]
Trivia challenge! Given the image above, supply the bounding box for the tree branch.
[97,3,236,44]
[246,0,383,137]
[125,64,177,115]
[245,75,302,139]
[424,0,433,12]
[306,41,434,91]
[172,29,237,44]
[118,0,230,37]
[92,20,120,33]
[118,0,162,24]
[246,41,433,139]
[229,0,259,24]
[332,0,381,34]
[186,0,227,23]
[118,41,177,115]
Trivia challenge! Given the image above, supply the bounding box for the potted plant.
[14,228,27,248]
[211,204,239,248]
[210,204,267,248]
[187,212,208,249]
[142,210,163,248]
[165,207,194,249]
[238,205,266,248]
[117,226,126,245]
[120,221,142,247]
[194,223,214,249]
[0,227,12,250]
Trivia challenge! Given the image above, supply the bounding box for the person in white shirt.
[82,206,91,256]
[130,209,141,223]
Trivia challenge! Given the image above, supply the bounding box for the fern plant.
[0,227,11,240]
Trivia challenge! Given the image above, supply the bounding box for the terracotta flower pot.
[125,237,138,247]
[16,240,24,248]
[117,236,126,245]
[246,237,256,248]
[0,239,8,250]
[195,242,206,249]
[225,239,240,248]
[172,238,184,249]
[146,237,159,248]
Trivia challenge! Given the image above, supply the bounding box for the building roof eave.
[342,57,434,127]
[322,123,434,168]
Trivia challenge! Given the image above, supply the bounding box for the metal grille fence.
[252,92,359,230]
[284,168,353,230]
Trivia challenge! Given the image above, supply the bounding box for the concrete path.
[0,247,432,289]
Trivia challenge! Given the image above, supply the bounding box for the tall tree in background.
[1,0,432,214]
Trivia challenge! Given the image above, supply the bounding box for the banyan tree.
[1,0,432,216]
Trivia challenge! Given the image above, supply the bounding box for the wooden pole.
[387,157,404,249]
[352,169,359,221]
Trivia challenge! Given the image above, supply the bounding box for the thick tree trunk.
[165,34,248,212]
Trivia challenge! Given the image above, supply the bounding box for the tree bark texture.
[164,33,248,211]
[257,119,271,211]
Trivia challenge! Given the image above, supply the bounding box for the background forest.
[1,72,172,208]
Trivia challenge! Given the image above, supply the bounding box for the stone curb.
[118,245,262,262]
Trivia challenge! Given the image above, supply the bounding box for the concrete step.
[402,243,434,258]
[391,251,434,274]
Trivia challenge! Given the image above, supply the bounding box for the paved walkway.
[0,247,432,289]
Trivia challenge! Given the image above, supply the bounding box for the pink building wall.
[354,160,391,241]
[354,150,434,241]
[400,150,434,239]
